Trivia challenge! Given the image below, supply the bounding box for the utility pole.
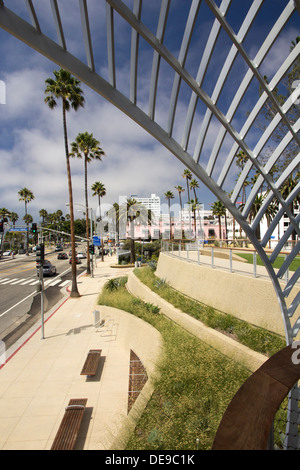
[36,242,45,339]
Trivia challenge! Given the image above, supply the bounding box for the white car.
[76,252,87,259]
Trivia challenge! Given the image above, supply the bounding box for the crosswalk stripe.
[10,278,27,285]
[1,278,18,284]
[0,277,71,287]
[20,278,36,285]
[48,279,62,286]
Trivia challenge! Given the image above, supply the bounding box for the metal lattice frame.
[0,0,299,448]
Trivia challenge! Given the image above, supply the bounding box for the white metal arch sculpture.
[0,0,299,449]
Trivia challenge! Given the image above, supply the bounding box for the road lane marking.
[1,278,18,284]
[20,278,36,285]
[48,279,62,286]
[10,278,27,285]
[0,291,35,318]
[59,280,71,287]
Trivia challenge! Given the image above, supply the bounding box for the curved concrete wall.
[127,271,267,373]
[99,306,163,449]
[155,253,290,337]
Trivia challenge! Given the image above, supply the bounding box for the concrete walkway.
[0,256,141,450]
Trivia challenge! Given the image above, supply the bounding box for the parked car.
[57,252,68,259]
[37,260,57,276]
[69,256,81,265]
[2,250,13,256]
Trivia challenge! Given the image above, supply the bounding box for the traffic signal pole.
[36,242,45,339]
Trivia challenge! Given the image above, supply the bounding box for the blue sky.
[0,0,298,224]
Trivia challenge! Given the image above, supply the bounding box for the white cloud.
[0,1,297,226]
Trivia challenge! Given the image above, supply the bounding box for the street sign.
[93,236,101,246]
[9,227,28,232]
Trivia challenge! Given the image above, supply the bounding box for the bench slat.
[51,398,87,450]
[80,349,102,376]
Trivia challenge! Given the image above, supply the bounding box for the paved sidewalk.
[0,255,137,450]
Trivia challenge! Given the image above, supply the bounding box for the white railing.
[161,239,297,283]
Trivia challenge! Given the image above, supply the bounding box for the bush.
[98,278,250,449]
[134,267,286,357]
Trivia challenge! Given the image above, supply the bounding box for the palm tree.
[235,150,249,205]
[280,172,300,247]
[211,200,226,241]
[248,194,265,241]
[91,181,106,221]
[92,181,107,262]
[70,132,105,275]
[164,190,174,239]
[122,198,144,264]
[0,208,10,254]
[190,178,199,202]
[190,178,203,238]
[188,199,198,238]
[39,209,48,226]
[174,185,185,239]
[265,198,278,248]
[182,169,192,203]
[9,211,19,227]
[18,187,34,255]
[45,69,84,297]
[8,211,19,252]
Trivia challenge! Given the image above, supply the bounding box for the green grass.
[98,274,288,450]
[98,277,251,450]
[237,253,300,271]
[134,266,286,357]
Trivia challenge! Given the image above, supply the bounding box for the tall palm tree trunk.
[179,194,183,239]
[63,101,79,297]
[84,157,91,275]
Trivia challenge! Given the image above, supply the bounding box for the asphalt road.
[0,249,86,349]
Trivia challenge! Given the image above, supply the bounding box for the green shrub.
[134,267,286,357]
[98,279,250,449]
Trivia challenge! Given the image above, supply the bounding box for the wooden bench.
[51,398,87,450]
[80,349,102,377]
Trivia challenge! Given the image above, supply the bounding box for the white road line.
[48,279,62,286]
[20,278,36,285]
[0,275,71,288]
[10,278,27,285]
[0,278,19,284]
[0,291,35,318]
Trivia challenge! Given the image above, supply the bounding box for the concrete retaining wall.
[99,306,163,449]
[155,253,289,337]
[127,271,267,372]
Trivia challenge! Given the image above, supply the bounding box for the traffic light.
[89,245,95,255]
[36,243,45,266]
[32,223,37,233]
[0,221,3,233]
